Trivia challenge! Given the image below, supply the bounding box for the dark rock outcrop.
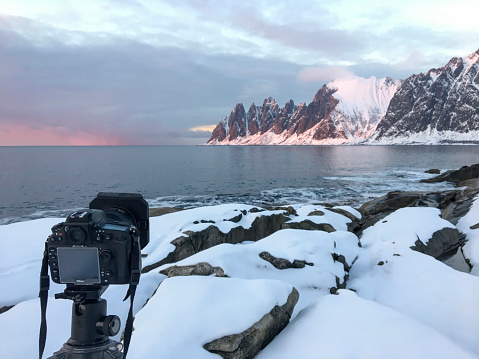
[203,288,299,359]
[149,207,184,217]
[410,227,461,258]
[259,252,313,269]
[281,220,336,232]
[358,189,476,230]
[160,262,227,278]
[421,164,479,184]
[142,213,289,273]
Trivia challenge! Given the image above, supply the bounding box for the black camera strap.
[39,241,50,359]
[122,234,141,359]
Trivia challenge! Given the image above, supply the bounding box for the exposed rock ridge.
[203,288,299,359]
[370,49,479,144]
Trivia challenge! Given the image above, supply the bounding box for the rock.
[372,52,479,144]
[281,220,336,232]
[328,207,361,232]
[249,207,265,213]
[425,169,441,174]
[149,207,183,217]
[0,305,14,314]
[259,252,313,269]
[226,213,243,223]
[142,213,290,273]
[160,262,227,278]
[203,288,299,359]
[471,223,479,230]
[308,210,325,216]
[410,227,460,259]
[267,206,297,216]
[420,163,479,184]
[358,189,473,231]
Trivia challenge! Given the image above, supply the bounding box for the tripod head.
[57,285,121,345]
[47,285,123,358]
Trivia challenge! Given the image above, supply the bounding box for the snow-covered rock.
[158,228,361,316]
[2,197,479,358]
[128,276,297,359]
[257,289,478,359]
[349,206,479,356]
[459,194,479,274]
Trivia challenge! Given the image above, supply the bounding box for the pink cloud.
[0,123,125,146]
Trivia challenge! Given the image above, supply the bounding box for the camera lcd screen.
[57,247,101,284]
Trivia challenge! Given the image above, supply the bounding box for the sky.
[0,0,477,145]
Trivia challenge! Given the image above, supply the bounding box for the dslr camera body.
[47,193,149,286]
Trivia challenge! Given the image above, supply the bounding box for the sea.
[1,145,478,225]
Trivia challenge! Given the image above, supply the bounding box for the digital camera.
[46,193,149,286]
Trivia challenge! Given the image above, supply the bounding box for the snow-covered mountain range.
[369,50,479,144]
[207,49,479,145]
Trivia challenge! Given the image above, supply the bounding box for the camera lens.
[68,228,86,244]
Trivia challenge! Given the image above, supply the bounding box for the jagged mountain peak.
[207,50,479,145]
[208,75,400,145]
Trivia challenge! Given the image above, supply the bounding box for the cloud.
[1,1,478,145]
[0,16,321,145]
[189,125,217,132]
[297,66,355,83]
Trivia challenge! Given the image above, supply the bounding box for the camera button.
[49,247,56,254]
[105,234,113,241]
[95,233,103,242]
[100,250,112,262]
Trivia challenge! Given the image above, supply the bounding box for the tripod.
[49,285,124,359]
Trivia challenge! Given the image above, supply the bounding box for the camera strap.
[122,234,141,359]
[39,241,50,359]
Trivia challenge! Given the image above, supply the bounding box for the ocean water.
[1,145,478,224]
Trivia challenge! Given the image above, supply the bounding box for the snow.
[127,277,294,358]
[285,204,356,231]
[257,289,478,359]
[157,228,360,316]
[2,204,479,358]
[370,128,479,145]
[142,204,284,269]
[349,207,479,355]
[459,195,479,275]
[329,76,400,132]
